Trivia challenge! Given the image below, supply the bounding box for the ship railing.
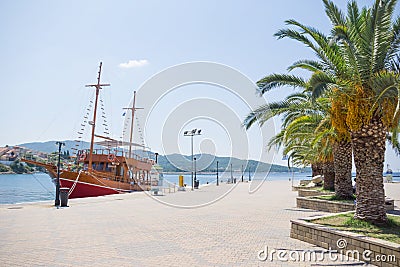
[149,179,177,195]
[162,180,177,194]
[78,148,125,157]
[90,169,125,182]
[124,153,155,165]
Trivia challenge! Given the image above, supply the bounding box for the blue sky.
[0,0,399,168]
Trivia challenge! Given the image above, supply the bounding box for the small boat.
[22,63,160,198]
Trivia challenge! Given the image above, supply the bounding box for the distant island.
[0,140,309,174]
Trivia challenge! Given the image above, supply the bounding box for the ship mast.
[123,91,142,158]
[85,62,110,171]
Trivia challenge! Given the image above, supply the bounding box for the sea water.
[0,172,398,204]
[162,172,312,186]
[0,173,55,204]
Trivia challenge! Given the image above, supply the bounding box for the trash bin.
[60,188,69,207]
[194,180,200,189]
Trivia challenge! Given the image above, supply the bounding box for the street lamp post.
[184,128,201,190]
[248,166,251,181]
[216,161,219,186]
[230,163,233,183]
[55,141,65,207]
[194,157,197,188]
[241,165,244,182]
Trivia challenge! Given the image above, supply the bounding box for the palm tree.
[332,140,353,199]
[244,91,336,190]
[284,111,336,191]
[247,0,400,223]
[256,76,354,199]
[272,0,400,223]
[322,0,400,223]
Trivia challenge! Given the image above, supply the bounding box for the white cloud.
[118,59,149,68]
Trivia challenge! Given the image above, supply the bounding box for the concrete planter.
[291,215,400,267]
[297,196,355,213]
[298,189,335,197]
[297,197,395,213]
[292,185,320,191]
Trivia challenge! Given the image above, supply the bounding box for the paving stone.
[1,181,398,266]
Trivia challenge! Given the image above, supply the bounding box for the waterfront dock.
[1,181,399,266]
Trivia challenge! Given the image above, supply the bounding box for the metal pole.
[230,163,233,183]
[216,161,219,186]
[55,141,65,206]
[184,129,201,190]
[241,165,244,182]
[194,157,197,188]
[191,134,194,190]
[248,166,251,181]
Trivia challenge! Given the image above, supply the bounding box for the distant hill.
[17,140,303,173]
[19,140,98,154]
[157,153,302,173]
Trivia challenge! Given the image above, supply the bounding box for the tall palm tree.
[248,0,400,223]
[321,0,400,223]
[273,0,400,223]
[284,112,336,190]
[256,72,354,200]
[244,91,336,190]
[332,140,353,199]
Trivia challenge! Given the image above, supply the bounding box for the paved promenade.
[1,180,399,266]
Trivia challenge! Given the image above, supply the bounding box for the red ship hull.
[59,178,124,199]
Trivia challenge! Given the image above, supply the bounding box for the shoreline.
[1,180,398,207]
[0,171,43,175]
[1,172,399,206]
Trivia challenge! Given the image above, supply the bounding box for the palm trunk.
[351,118,387,224]
[311,162,323,177]
[323,161,335,191]
[333,140,353,199]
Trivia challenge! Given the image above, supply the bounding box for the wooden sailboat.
[22,62,158,198]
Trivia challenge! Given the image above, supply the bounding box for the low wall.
[297,197,395,213]
[298,189,335,197]
[297,197,355,213]
[291,217,400,267]
[292,186,320,191]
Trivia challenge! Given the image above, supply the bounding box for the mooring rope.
[68,170,83,196]
[29,173,54,197]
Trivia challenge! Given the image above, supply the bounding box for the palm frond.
[287,59,325,73]
[386,16,400,64]
[309,71,337,99]
[323,0,346,26]
[242,101,289,129]
[256,74,307,94]
[284,19,347,76]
